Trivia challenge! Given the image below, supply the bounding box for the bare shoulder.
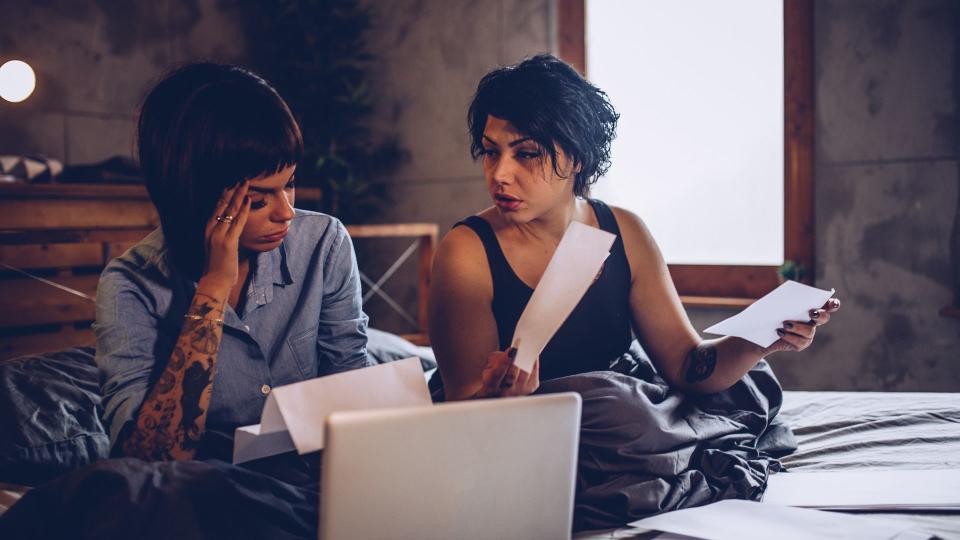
[608,205,667,279]
[432,220,493,294]
[609,205,658,250]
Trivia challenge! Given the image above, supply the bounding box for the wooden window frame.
[558,0,814,306]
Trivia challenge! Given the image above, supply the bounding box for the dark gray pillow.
[0,347,109,486]
[366,328,436,371]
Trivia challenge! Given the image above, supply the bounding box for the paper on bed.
[628,499,921,540]
[763,469,960,510]
[511,221,615,373]
[233,357,431,464]
[703,280,835,347]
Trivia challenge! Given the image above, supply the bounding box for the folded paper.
[233,357,431,464]
[512,221,615,373]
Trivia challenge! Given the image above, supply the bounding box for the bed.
[573,390,960,540]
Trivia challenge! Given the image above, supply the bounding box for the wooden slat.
[0,228,152,246]
[0,183,150,200]
[557,0,586,75]
[0,183,321,203]
[0,198,159,230]
[784,0,815,283]
[0,328,95,361]
[0,243,104,269]
[669,265,781,299]
[0,274,98,327]
[417,233,436,337]
[346,223,438,239]
[680,295,755,309]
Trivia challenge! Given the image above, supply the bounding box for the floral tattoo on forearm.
[122,293,224,460]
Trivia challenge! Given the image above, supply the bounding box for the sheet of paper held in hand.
[232,357,431,464]
[704,280,835,348]
[628,499,927,540]
[511,221,615,373]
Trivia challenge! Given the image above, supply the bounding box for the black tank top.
[455,199,633,381]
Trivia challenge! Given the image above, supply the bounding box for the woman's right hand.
[472,348,540,399]
[200,181,251,290]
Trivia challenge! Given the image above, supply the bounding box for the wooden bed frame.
[0,182,436,360]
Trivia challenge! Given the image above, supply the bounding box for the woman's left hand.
[763,297,841,355]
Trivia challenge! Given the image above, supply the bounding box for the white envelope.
[512,221,615,373]
[704,280,835,347]
[232,357,431,464]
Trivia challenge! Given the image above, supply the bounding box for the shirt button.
[260,384,271,395]
[243,325,251,332]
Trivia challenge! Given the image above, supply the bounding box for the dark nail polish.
[810,310,820,319]
[784,322,793,329]
[507,347,517,359]
[244,196,249,204]
[777,329,785,336]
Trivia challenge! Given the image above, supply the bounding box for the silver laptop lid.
[320,392,582,540]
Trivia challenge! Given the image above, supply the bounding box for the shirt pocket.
[287,328,318,379]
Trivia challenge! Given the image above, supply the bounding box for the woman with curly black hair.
[428,55,840,528]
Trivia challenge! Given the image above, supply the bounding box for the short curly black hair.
[467,54,619,197]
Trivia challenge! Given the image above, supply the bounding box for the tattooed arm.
[119,287,228,460]
[117,181,251,460]
[612,206,843,394]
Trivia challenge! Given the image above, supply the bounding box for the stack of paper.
[763,469,960,511]
[627,499,929,540]
[233,357,431,464]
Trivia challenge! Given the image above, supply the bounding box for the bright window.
[587,0,784,265]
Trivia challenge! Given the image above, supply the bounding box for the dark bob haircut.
[467,54,619,197]
[138,62,303,279]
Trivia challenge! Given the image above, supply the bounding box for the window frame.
[558,0,814,306]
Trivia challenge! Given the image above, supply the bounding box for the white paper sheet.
[511,221,615,373]
[763,469,960,510]
[628,499,920,540]
[703,280,835,347]
[232,357,431,464]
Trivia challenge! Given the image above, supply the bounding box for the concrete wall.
[689,0,960,391]
[3,0,957,390]
[362,0,554,233]
[0,0,247,165]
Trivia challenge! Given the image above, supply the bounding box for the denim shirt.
[94,209,371,450]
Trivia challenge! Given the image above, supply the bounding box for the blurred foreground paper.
[763,469,960,510]
[512,221,615,373]
[704,280,835,347]
[629,499,923,540]
[233,357,430,464]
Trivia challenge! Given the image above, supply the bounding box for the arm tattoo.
[684,343,718,383]
[121,294,225,461]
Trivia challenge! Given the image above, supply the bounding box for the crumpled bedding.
[539,343,795,530]
[0,342,794,538]
[0,457,318,540]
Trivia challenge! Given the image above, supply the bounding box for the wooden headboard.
[0,183,435,360]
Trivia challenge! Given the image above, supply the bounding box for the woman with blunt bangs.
[95,62,370,465]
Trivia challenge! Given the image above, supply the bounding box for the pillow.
[0,347,109,486]
[366,328,436,372]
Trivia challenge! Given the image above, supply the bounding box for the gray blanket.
[539,343,796,530]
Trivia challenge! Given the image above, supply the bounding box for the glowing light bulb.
[0,60,37,103]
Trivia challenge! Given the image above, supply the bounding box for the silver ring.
[217,214,234,223]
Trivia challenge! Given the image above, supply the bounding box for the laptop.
[319,392,582,540]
